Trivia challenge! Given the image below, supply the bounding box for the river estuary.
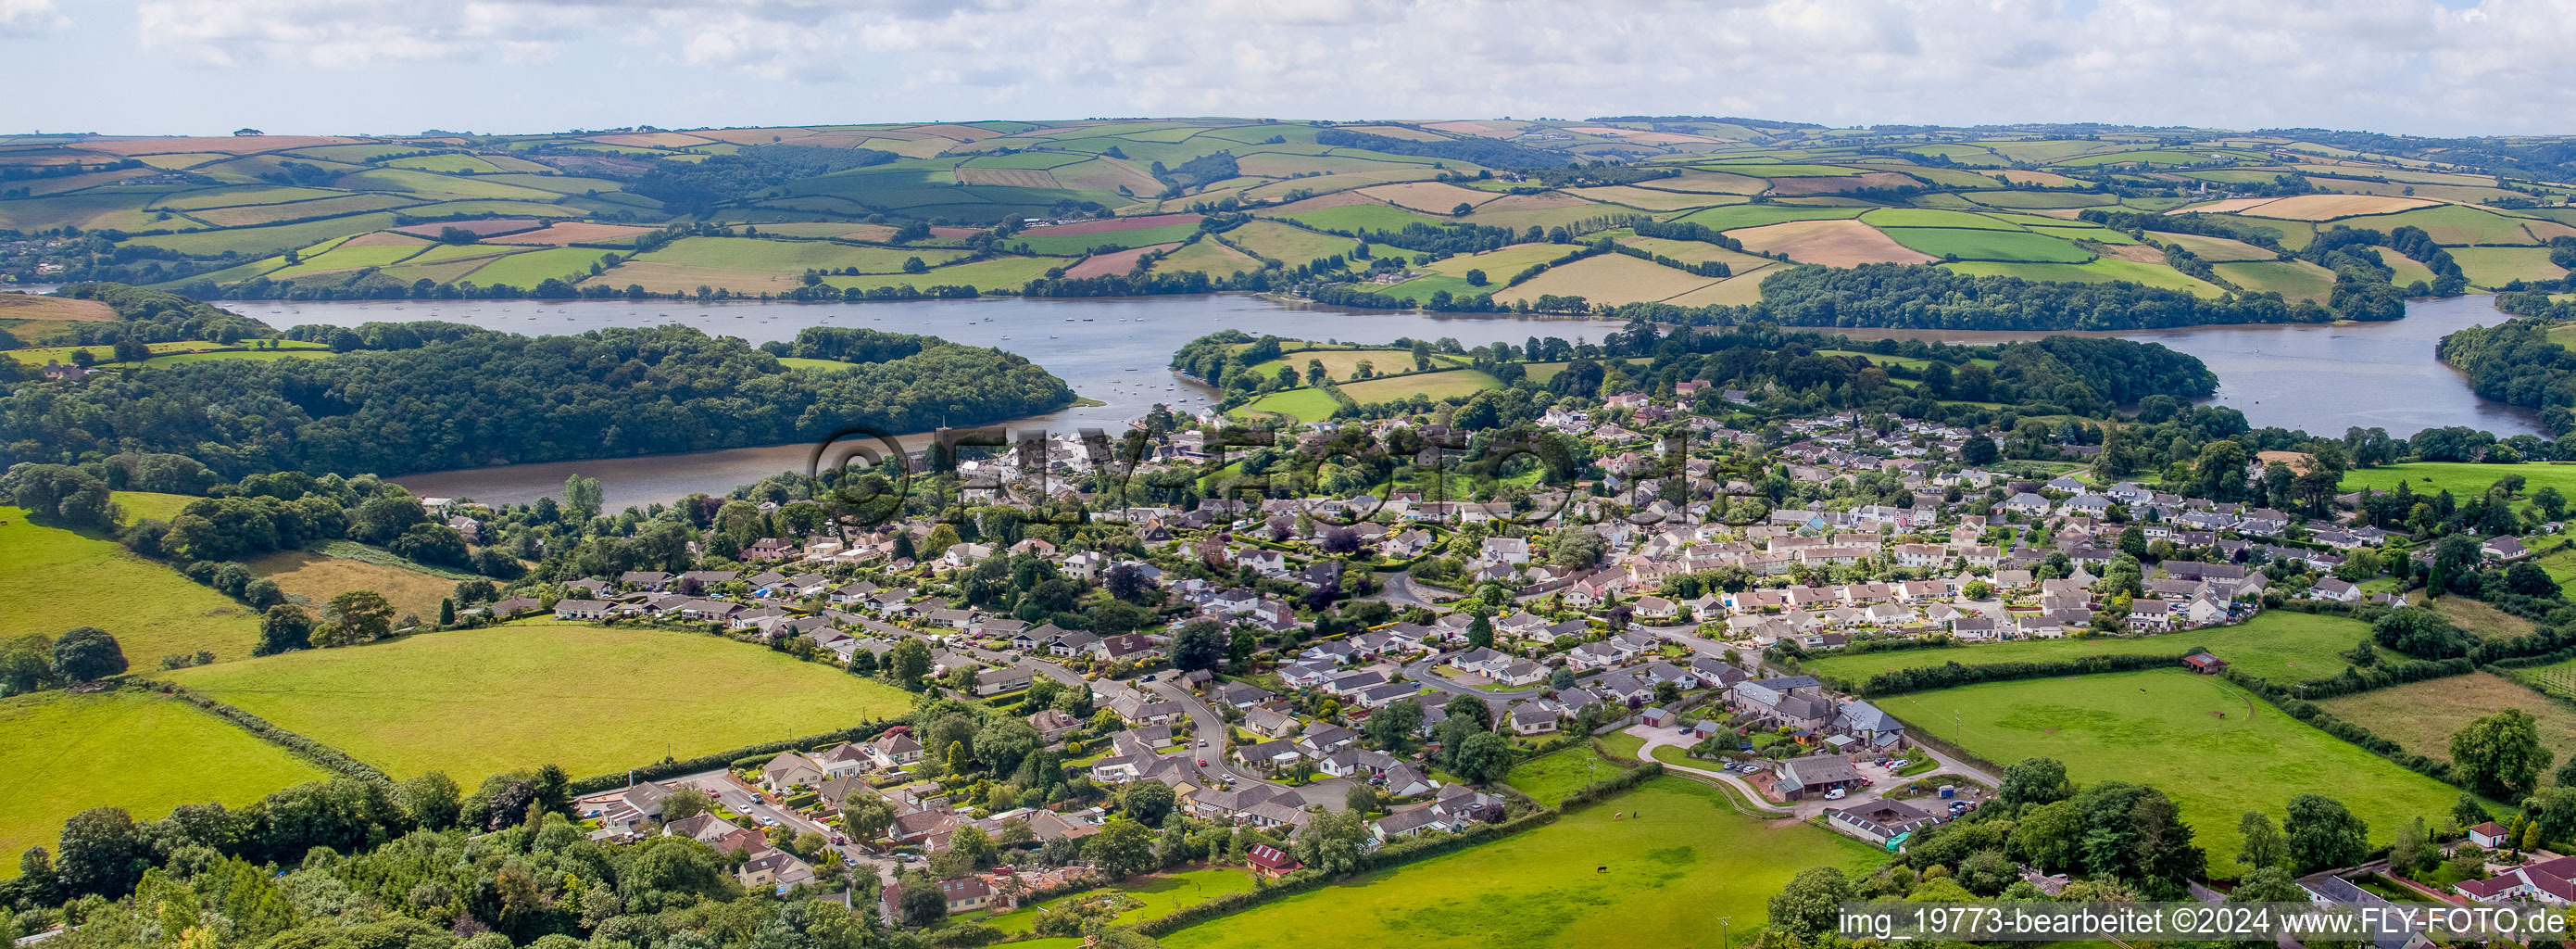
[224,292,2540,509]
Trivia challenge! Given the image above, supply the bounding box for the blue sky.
[3,0,2570,138]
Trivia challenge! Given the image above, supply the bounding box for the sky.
[3,0,2572,138]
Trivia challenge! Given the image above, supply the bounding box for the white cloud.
[92,0,2576,134]
[0,0,68,34]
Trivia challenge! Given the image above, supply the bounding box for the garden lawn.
[0,506,262,665]
[1802,610,2375,687]
[1161,778,1884,949]
[0,690,332,875]
[160,624,914,780]
[968,867,1256,933]
[1502,744,1628,806]
[2338,462,2576,511]
[1876,668,2470,872]
[2315,672,2576,769]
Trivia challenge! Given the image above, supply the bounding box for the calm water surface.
[231,293,2540,508]
[233,295,1623,508]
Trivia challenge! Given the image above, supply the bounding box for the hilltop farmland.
[7,119,2573,323]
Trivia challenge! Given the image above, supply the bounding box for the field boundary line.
[142,680,394,786]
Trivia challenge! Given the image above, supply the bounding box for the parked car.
[1823,788,1847,801]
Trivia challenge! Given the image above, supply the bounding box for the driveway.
[1143,677,1356,809]
[671,770,901,883]
[1400,656,1544,702]
[1623,724,1976,819]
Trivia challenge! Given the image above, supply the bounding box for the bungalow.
[553,599,613,621]
[760,752,826,791]
[1774,754,1864,801]
[1246,843,1303,879]
[2484,537,2532,561]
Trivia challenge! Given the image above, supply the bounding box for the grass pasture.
[1941,259,2219,296]
[2153,232,2281,262]
[1233,387,1341,424]
[1244,348,1457,383]
[1149,239,1263,278]
[607,236,972,294]
[0,690,333,875]
[1503,743,1628,806]
[968,867,1257,934]
[2213,259,2337,303]
[1160,778,1883,949]
[2342,204,2549,246]
[1273,202,1445,234]
[162,624,916,780]
[0,506,262,665]
[1879,668,2472,872]
[2316,672,2576,770]
[1338,368,1500,405]
[1802,610,2375,687]
[1382,243,1577,300]
[2448,247,2567,288]
[1881,227,2093,263]
[2337,462,2576,506]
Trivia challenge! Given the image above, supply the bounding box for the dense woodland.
[0,306,1076,479]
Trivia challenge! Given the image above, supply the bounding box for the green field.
[1234,387,1342,424]
[968,867,1257,933]
[161,624,915,780]
[1275,203,1443,234]
[2213,259,2337,303]
[2448,247,2567,288]
[1222,221,1367,266]
[0,506,263,665]
[2339,462,2576,506]
[1161,778,1884,949]
[1,690,333,874]
[459,247,615,287]
[1883,227,2093,262]
[1502,744,1630,807]
[1244,347,1460,382]
[2352,205,2548,247]
[1879,668,2472,872]
[1338,369,1500,405]
[1012,222,1204,255]
[1803,610,2376,687]
[1941,258,2219,296]
[112,490,200,524]
[1859,209,2029,230]
[1382,243,1573,299]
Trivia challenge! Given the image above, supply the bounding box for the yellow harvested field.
[1422,120,1528,138]
[1728,219,1939,267]
[2235,194,2441,221]
[338,231,434,248]
[1150,240,1263,278]
[956,167,1061,188]
[1494,254,1720,305]
[1570,185,1740,211]
[2098,243,2168,264]
[486,222,657,246]
[1661,265,1775,307]
[2168,197,2281,215]
[1049,157,1165,196]
[1358,181,1503,214]
[249,550,461,627]
[587,132,714,148]
[0,294,116,322]
[1064,243,1183,279]
[1241,170,1440,202]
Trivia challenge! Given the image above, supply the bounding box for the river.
[223,295,1627,509]
[226,292,2539,509]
